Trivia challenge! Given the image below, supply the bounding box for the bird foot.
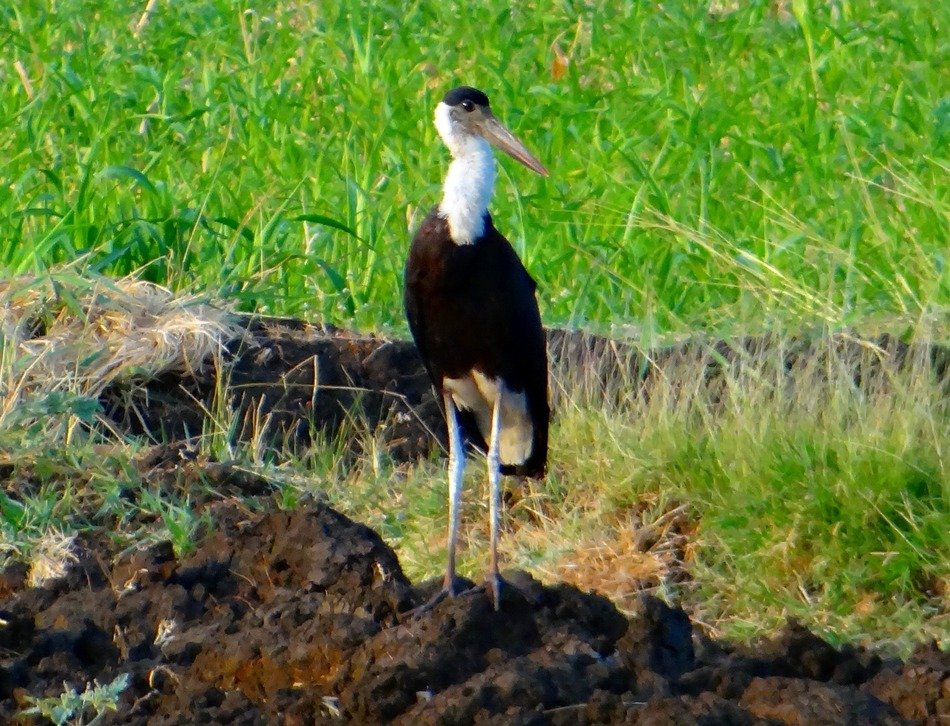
[402,574,513,619]
[403,575,473,620]
[405,588,450,620]
[485,572,506,612]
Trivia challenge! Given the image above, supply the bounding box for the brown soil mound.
[1,486,946,724]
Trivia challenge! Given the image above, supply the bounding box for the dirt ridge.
[1,493,946,724]
[99,319,949,463]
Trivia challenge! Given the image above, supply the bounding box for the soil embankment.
[0,484,946,724]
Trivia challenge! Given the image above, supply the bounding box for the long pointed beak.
[478,114,549,177]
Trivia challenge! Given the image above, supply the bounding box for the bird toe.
[485,572,507,611]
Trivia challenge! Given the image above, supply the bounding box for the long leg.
[487,394,503,610]
[444,391,465,595]
[404,393,467,620]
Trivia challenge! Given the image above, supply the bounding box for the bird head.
[434,86,548,176]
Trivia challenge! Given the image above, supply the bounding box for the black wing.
[403,207,446,389]
[403,209,549,477]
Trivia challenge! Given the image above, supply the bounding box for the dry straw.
[1,275,245,416]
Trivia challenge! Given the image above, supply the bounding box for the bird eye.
[461,100,475,112]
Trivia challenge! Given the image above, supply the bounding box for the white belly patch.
[444,371,533,466]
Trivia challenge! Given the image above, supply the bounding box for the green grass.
[316,339,948,650]
[0,1,947,653]
[1,1,946,332]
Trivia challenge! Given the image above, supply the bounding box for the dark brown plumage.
[404,208,548,477]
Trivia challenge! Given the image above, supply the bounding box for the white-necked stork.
[403,86,550,611]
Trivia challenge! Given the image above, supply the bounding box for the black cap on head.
[443,86,490,108]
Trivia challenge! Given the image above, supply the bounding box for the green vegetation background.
[3,1,946,335]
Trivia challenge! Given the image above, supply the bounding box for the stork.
[403,86,550,611]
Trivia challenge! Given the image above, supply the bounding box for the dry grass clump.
[0,274,245,423]
[26,530,78,588]
[528,503,694,612]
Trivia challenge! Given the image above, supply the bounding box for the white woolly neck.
[434,102,496,245]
